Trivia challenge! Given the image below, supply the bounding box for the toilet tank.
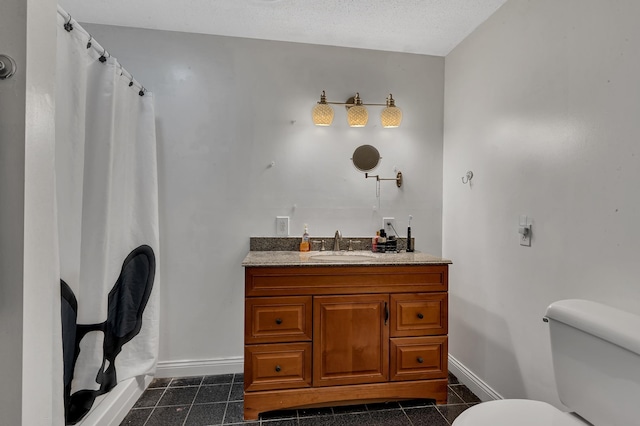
[546,299,640,426]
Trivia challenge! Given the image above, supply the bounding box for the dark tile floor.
[120,372,481,426]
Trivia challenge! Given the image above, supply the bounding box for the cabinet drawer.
[245,296,312,344]
[390,293,447,337]
[245,265,448,296]
[390,336,448,381]
[245,343,312,392]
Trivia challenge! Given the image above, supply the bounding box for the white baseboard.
[448,354,503,402]
[77,374,153,426]
[155,356,244,378]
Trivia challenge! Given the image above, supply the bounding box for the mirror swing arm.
[351,144,403,188]
[364,172,403,188]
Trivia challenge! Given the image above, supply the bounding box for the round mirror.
[352,145,380,172]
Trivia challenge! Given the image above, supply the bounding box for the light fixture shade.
[312,90,334,126]
[347,105,368,127]
[347,93,368,127]
[381,94,402,128]
[381,106,402,128]
[312,103,334,126]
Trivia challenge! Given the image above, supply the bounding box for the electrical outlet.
[519,215,531,246]
[383,217,396,236]
[276,216,289,236]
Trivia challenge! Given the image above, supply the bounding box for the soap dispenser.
[300,224,310,252]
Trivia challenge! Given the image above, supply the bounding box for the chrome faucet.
[333,230,342,251]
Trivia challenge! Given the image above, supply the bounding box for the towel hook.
[461,171,474,185]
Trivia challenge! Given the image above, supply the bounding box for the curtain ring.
[64,15,73,32]
[139,87,146,97]
[86,35,92,49]
[99,49,108,63]
[129,76,134,87]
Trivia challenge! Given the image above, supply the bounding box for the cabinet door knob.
[417,313,424,319]
[417,357,424,364]
[275,318,283,325]
[275,365,281,372]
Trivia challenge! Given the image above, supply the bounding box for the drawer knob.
[417,313,424,319]
[275,365,281,372]
[275,318,283,325]
[417,357,424,364]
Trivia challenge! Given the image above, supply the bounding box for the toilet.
[453,299,640,426]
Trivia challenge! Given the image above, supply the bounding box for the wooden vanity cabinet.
[243,264,448,420]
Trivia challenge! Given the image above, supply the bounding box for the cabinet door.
[313,294,389,387]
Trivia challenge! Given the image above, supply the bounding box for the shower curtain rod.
[57,5,146,94]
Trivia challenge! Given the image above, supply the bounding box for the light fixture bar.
[312,91,402,128]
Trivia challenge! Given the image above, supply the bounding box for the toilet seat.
[452,399,586,426]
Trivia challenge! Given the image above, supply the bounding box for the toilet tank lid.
[546,299,640,356]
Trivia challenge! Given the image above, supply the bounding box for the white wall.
[0,1,27,421]
[84,25,445,371]
[0,0,62,424]
[444,0,640,407]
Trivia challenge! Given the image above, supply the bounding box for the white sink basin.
[309,252,375,262]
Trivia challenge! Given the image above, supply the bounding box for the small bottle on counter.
[378,229,387,253]
[299,224,310,252]
[372,230,380,252]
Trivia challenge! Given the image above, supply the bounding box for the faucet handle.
[311,240,326,251]
[347,240,362,251]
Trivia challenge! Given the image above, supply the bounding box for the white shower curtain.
[56,9,159,424]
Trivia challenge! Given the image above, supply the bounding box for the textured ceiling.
[59,0,507,56]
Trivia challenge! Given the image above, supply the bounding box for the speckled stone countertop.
[242,250,452,267]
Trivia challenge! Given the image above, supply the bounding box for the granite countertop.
[242,250,452,267]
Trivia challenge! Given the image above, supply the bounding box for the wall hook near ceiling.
[461,171,473,185]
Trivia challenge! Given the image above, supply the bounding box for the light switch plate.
[276,216,289,236]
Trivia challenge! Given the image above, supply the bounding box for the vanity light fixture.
[312,91,402,128]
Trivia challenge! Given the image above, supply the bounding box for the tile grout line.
[399,406,416,426]
[142,378,173,426]
[221,374,237,425]
[433,405,453,426]
[180,376,204,426]
[448,384,466,404]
